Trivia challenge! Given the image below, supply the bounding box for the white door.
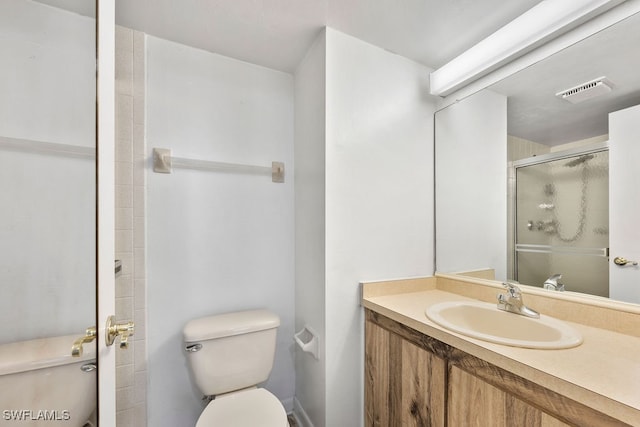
[97,0,117,424]
[609,104,640,303]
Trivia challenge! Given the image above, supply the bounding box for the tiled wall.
[115,26,147,426]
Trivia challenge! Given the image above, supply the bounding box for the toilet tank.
[183,309,280,396]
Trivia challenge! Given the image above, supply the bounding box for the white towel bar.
[152,148,284,183]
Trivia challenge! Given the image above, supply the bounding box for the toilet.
[183,309,288,427]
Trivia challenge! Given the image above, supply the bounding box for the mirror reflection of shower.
[513,146,609,297]
[539,153,594,243]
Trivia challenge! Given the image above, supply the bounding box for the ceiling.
[36,0,542,72]
[114,0,544,72]
[34,0,640,145]
[490,11,640,145]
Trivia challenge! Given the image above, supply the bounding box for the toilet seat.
[196,388,288,427]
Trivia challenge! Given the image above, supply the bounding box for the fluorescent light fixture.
[429,0,627,97]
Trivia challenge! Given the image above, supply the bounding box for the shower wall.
[114,26,148,426]
[0,0,95,343]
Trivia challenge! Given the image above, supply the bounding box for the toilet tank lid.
[183,309,280,342]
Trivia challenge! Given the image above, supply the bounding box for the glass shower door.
[514,149,609,296]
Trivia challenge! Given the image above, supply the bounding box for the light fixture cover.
[429,0,627,97]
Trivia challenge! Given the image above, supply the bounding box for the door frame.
[97,0,116,424]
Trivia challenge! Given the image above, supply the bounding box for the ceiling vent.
[556,77,613,104]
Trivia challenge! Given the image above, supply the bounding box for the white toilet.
[183,309,288,427]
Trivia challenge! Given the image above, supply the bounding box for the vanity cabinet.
[365,313,446,426]
[448,366,569,426]
[365,309,629,427]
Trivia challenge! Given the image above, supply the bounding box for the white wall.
[146,36,295,426]
[435,89,507,279]
[0,0,95,343]
[294,31,327,427]
[293,28,436,427]
[324,28,436,427]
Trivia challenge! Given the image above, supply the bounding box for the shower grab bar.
[515,244,608,257]
[0,135,95,158]
[152,148,284,183]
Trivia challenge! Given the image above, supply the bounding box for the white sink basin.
[425,301,583,349]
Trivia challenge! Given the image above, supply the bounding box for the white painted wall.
[0,0,95,343]
[146,36,295,426]
[293,28,436,427]
[293,30,327,427]
[324,28,436,427]
[435,89,507,280]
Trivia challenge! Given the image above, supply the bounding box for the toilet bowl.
[183,309,287,427]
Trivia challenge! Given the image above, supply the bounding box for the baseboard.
[281,396,295,413]
[293,397,314,427]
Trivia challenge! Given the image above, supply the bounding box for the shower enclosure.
[512,145,609,296]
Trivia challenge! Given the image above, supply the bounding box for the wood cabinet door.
[448,366,570,427]
[365,319,446,427]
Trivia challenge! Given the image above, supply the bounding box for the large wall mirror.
[0,0,97,423]
[435,11,640,304]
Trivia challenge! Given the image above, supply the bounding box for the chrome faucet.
[543,274,564,291]
[497,283,540,318]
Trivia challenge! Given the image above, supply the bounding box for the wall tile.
[116,274,134,298]
[117,364,134,388]
[134,371,147,403]
[116,386,135,411]
[133,124,146,158]
[134,158,146,187]
[134,308,146,341]
[134,185,145,218]
[117,252,134,276]
[134,216,145,248]
[116,95,134,143]
[134,247,145,279]
[116,26,147,425]
[134,339,147,372]
[134,403,147,426]
[116,339,135,366]
[134,279,146,310]
[115,25,133,53]
[115,407,134,427]
[116,185,133,209]
[116,161,134,184]
[116,207,134,231]
[115,229,133,253]
[116,296,134,321]
[117,136,134,163]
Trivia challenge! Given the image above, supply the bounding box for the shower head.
[564,154,594,167]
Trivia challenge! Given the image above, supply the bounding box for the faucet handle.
[502,282,521,297]
[71,326,97,357]
[105,316,135,349]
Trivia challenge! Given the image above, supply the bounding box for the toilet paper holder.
[294,325,319,360]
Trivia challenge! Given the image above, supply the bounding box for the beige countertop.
[362,277,640,426]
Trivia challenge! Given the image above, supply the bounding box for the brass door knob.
[613,256,638,266]
[105,315,135,349]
